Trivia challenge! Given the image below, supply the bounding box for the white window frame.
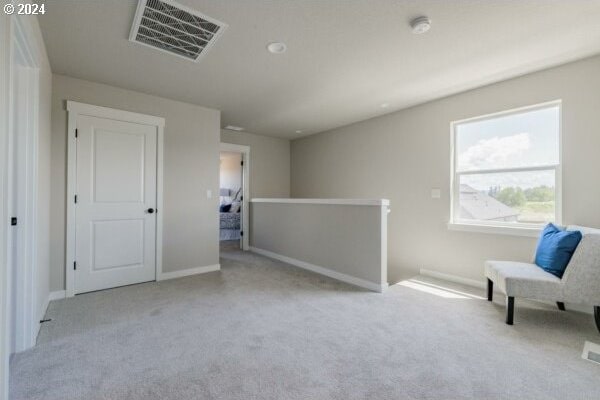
[449,100,562,237]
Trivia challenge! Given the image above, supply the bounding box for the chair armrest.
[562,234,600,305]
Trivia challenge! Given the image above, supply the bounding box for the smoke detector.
[410,16,431,34]
[130,0,227,62]
[267,42,287,54]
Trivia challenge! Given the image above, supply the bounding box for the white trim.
[0,13,10,400]
[66,101,165,127]
[420,268,486,289]
[7,17,40,353]
[250,246,388,293]
[65,105,76,297]
[35,290,66,341]
[456,164,558,176]
[65,101,165,297]
[156,124,165,280]
[447,222,542,238]
[452,100,563,125]
[158,264,220,281]
[251,198,390,206]
[220,143,249,153]
[450,100,562,229]
[48,291,66,302]
[220,142,250,251]
[380,204,389,291]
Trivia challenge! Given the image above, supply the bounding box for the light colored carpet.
[10,244,600,400]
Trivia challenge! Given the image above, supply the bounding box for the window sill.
[447,222,542,238]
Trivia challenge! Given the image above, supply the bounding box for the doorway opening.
[219,143,250,252]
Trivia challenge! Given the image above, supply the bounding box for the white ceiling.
[39,0,600,139]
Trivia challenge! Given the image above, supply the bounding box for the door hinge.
[241,160,244,166]
[75,128,78,138]
[10,217,17,226]
[240,231,244,237]
[74,194,78,204]
[73,261,77,270]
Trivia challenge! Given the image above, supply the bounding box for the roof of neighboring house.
[459,184,520,221]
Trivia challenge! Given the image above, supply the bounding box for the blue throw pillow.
[534,223,582,278]
[220,203,231,212]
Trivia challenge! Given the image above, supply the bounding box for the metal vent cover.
[129,0,227,62]
[582,341,600,365]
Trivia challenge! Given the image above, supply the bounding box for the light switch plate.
[431,188,441,199]
[207,189,212,199]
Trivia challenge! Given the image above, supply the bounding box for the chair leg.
[506,296,514,325]
[487,279,493,302]
[594,306,600,334]
[557,302,566,311]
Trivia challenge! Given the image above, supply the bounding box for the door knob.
[146,208,155,214]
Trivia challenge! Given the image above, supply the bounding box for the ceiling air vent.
[129,0,227,62]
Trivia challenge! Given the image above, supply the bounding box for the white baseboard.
[36,290,67,343]
[250,246,387,293]
[158,264,220,281]
[419,268,592,315]
[48,290,66,301]
[420,268,486,289]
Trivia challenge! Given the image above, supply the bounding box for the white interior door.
[75,115,157,294]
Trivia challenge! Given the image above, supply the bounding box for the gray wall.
[251,202,386,288]
[221,129,290,198]
[291,55,600,284]
[50,74,221,291]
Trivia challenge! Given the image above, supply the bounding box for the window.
[451,101,561,231]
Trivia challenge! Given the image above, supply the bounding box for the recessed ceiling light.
[380,103,390,108]
[410,16,431,34]
[225,125,244,132]
[267,42,287,54]
[295,130,303,134]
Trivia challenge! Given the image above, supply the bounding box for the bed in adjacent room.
[220,211,241,241]
[219,188,242,241]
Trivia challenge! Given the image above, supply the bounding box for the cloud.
[459,132,531,171]
[462,170,555,191]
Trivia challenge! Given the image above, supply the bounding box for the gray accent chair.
[484,225,600,331]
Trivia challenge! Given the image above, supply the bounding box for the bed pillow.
[220,203,232,212]
[534,223,582,278]
[230,201,241,213]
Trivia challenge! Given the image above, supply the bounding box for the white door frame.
[220,143,250,251]
[0,18,8,400]
[65,101,165,298]
[7,17,40,354]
